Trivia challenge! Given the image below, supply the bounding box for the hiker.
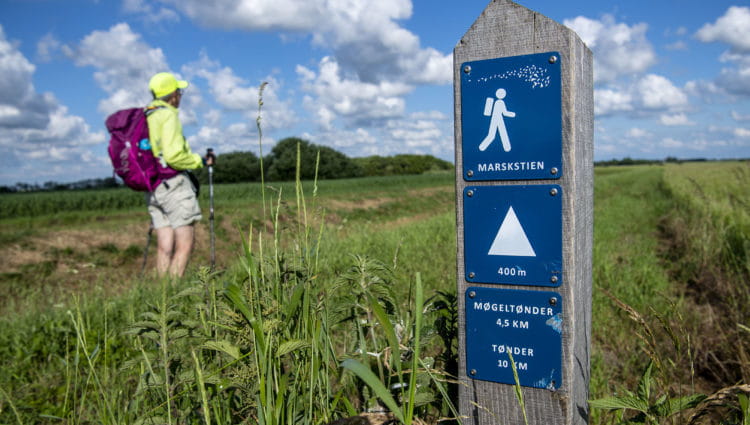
[145,72,213,277]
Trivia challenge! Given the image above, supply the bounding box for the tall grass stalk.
[508,351,529,425]
[221,132,337,424]
[257,81,269,223]
[68,303,117,424]
[191,350,211,425]
[0,386,23,425]
[342,273,454,424]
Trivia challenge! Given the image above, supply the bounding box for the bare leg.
[169,224,195,277]
[155,227,175,276]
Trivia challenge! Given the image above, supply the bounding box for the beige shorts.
[147,173,202,229]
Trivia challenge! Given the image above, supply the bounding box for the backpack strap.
[144,105,165,116]
[143,105,171,169]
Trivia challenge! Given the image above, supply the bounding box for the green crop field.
[0,163,748,424]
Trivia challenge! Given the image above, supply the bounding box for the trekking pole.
[207,148,216,271]
[140,223,154,278]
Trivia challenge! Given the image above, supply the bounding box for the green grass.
[1,163,748,424]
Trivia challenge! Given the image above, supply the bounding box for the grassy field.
[0,163,748,424]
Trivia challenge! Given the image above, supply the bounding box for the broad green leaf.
[654,394,706,417]
[637,361,653,402]
[341,358,405,423]
[413,390,436,407]
[284,281,305,319]
[224,282,254,324]
[141,312,161,323]
[368,294,402,373]
[738,393,749,425]
[277,339,310,357]
[224,282,266,353]
[406,273,425,425]
[124,321,160,333]
[203,340,242,360]
[175,286,203,298]
[171,328,189,339]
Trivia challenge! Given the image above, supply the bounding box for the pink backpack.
[106,107,178,191]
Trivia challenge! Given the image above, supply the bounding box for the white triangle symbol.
[488,206,536,257]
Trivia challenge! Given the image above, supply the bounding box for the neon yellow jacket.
[146,100,203,170]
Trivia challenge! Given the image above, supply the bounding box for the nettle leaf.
[134,415,167,425]
[170,328,189,340]
[175,286,203,299]
[136,332,161,344]
[203,340,242,360]
[277,340,310,357]
[165,310,182,322]
[589,396,649,413]
[121,355,156,371]
[413,390,436,407]
[654,394,706,417]
[124,321,160,333]
[182,319,202,331]
[140,312,161,323]
[177,370,196,384]
[637,361,653,402]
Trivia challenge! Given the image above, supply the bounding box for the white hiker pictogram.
[479,88,516,152]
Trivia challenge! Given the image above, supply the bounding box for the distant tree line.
[193,137,453,184]
[1,137,453,193]
[593,157,747,167]
[0,177,119,194]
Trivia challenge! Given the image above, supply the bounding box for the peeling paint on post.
[454,1,593,424]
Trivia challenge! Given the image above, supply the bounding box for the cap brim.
[177,80,189,89]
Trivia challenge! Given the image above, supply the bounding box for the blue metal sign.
[465,287,562,389]
[463,185,562,286]
[461,52,562,181]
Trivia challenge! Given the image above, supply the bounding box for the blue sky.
[0,0,748,186]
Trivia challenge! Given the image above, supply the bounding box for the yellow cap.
[149,72,189,98]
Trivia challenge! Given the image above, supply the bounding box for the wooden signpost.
[454,1,593,424]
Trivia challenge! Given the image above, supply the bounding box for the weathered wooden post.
[454,1,593,424]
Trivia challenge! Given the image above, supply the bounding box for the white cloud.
[176,53,297,154]
[636,74,689,110]
[564,14,656,84]
[661,137,685,149]
[411,110,448,120]
[660,113,694,126]
[714,51,750,96]
[734,128,750,138]
[595,73,689,117]
[298,107,452,160]
[0,24,104,185]
[732,110,750,121]
[696,6,750,53]
[151,0,451,86]
[123,0,180,24]
[665,41,687,51]
[0,26,56,129]
[626,127,651,138]
[297,56,412,130]
[386,117,444,149]
[36,33,61,62]
[594,88,634,116]
[695,7,750,97]
[65,23,170,114]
